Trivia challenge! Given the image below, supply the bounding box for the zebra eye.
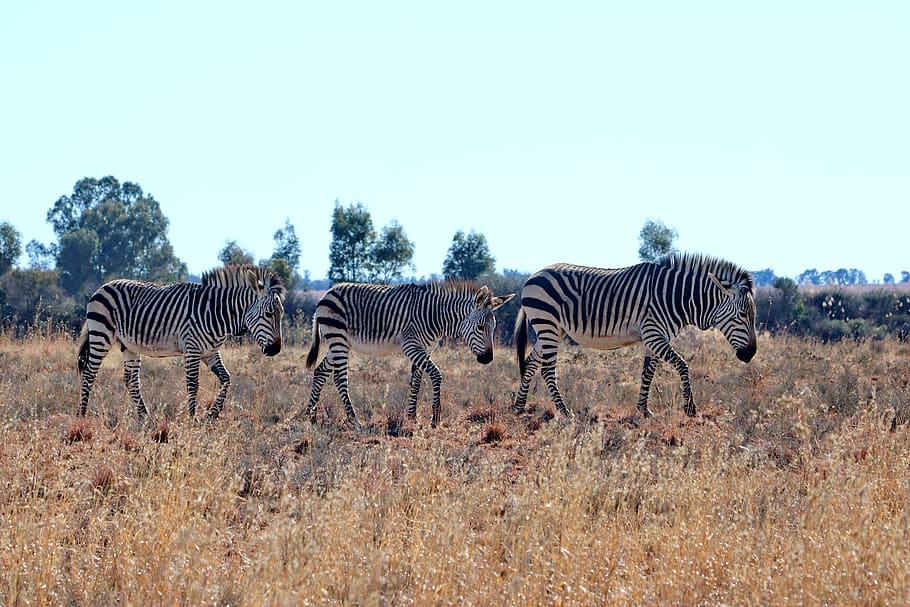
[477,324,487,332]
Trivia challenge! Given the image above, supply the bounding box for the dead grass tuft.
[466,406,495,423]
[66,418,94,443]
[481,422,506,444]
[151,423,169,443]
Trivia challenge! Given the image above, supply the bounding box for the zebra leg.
[404,345,443,427]
[306,357,332,424]
[406,363,423,419]
[332,362,362,430]
[184,351,202,420]
[636,355,659,417]
[642,340,696,417]
[205,351,231,421]
[662,349,696,416]
[79,338,112,416]
[122,353,149,420]
[513,349,542,411]
[541,360,571,417]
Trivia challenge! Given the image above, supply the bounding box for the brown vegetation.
[2,329,910,605]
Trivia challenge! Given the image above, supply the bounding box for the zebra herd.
[77,254,758,427]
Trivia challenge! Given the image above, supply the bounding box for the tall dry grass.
[1,329,909,605]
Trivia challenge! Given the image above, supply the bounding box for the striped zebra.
[305,281,514,429]
[77,265,285,421]
[514,253,757,418]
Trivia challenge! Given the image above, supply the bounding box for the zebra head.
[459,286,515,364]
[708,273,757,363]
[243,269,286,357]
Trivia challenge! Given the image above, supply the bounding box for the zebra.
[513,253,757,419]
[77,265,285,421]
[305,281,514,429]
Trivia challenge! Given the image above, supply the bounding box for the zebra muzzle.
[476,350,493,365]
[736,343,756,363]
[263,341,282,357]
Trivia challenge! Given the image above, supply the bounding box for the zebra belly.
[117,334,184,357]
[348,337,402,356]
[568,331,641,351]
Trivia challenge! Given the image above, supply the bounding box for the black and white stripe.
[514,253,756,418]
[77,265,285,420]
[305,281,514,428]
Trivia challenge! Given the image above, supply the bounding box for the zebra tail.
[76,322,90,374]
[305,319,321,369]
[515,307,528,378]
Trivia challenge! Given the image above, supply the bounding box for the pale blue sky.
[2,1,908,282]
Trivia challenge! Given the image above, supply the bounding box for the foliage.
[218,240,255,266]
[751,268,777,287]
[758,283,910,341]
[797,267,868,286]
[25,240,55,270]
[328,201,376,283]
[638,219,677,262]
[0,221,22,275]
[44,176,187,295]
[0,268,81,333]
[366,221,415,284]
[328,201,415,285]
[442,230,495,280]
[263,218,303,288]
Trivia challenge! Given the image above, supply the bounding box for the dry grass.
[2,329,910,605]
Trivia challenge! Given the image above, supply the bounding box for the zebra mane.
[201,264,286,297]
[656,252,755,292]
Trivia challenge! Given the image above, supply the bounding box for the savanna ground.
[2,329,910,606]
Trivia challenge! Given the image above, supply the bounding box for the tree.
[218,240,255,266]
[902,271,910,284]
[752,268,777,287]
[367,221,415,284]
[271,218,301,272]
[884,273,894,285]
[264,219,302,287]
[25,240,55,270]
[638,219,678,262]
[0,221,22,275]
[328,201,375,283]
[45,176,187,293]
[58,228,100,294]
[798,269,821,286]
[442,230,495,280]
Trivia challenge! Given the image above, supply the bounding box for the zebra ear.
[246,270,264,293]
[707,272,733,297]
[491,293,515,310]
[474,285,492,306]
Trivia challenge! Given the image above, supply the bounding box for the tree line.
[1,179,908,342]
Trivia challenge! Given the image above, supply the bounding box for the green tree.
[0,221,22,275]
[367,221,414,284]
[25,240,55,270]
[58,228,100,294]
[45,176,187,294]
[0,267,81,332]
[271,219,301,272]
[328,201,375,283]
[638,219,678,262]
[442,230,495,280]
[219,240,255,266]
[264,219,302,287]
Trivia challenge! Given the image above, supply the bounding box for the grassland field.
[2,329,910,606]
